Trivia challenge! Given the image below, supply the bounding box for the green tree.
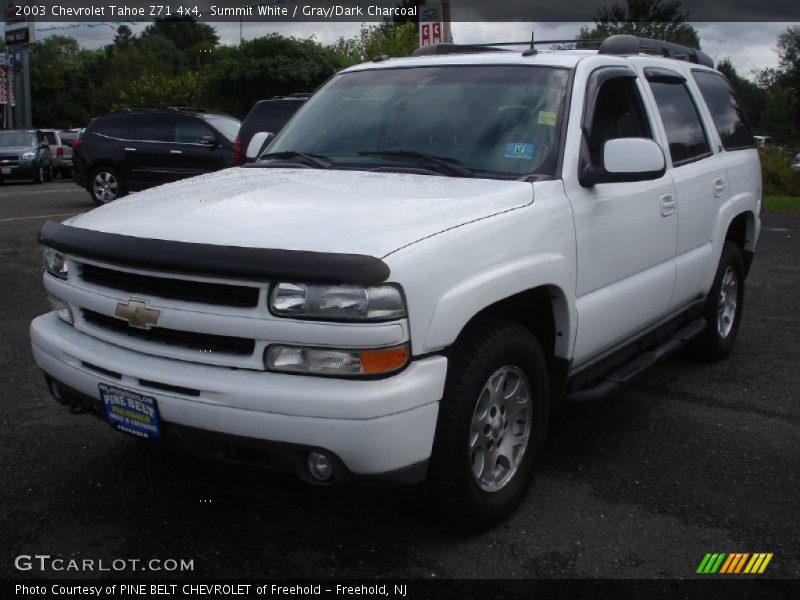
[115,71,201,110]
[760,85,798,138]
[199,35,341,117]
[578,0,701,49]
[29,36,93,127]
[332,22,418,66]
[141,17,219,52]
[716,58,767,131]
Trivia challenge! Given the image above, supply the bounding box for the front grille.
[82,309,255,356]
[80,263,260,308]
[0,157,19,167]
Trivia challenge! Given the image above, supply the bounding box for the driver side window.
[586,76,653,166]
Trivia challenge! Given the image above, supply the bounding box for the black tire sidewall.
[699,242,746,359]
[429,318,550,530]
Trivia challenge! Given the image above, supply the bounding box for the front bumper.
[0,161,37,179]
[30,313,447,482]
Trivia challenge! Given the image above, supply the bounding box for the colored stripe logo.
[697,553,773,574]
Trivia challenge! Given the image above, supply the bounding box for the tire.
[691,241,746,361]
[32,164,44,184]
[88,166,125,205]
[426,316,550,532]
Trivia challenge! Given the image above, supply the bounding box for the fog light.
[307,452,334,482]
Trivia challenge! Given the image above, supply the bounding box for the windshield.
[268,65,570,178]
[204,116,241,142]
[0,131,37,147]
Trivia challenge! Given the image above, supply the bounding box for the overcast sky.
[11,21,797,80]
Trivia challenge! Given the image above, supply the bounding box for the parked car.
[40,129,70,178]
[236,94,309,164]
[56,129,81,177]
[792,152,800,171]
[72,108,241,205]
[0,129,53,184]
[32,36,761,531]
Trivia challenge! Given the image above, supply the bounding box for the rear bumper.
[30,313,447,482]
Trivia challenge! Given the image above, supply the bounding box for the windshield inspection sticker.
[505,143,534,159]
[538,111,558,126]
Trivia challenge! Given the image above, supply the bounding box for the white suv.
[31,36,761,530]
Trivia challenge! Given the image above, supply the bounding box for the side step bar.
[564,317,707,403]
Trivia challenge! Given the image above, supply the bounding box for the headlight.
[47,293,74,325]
[270,283,406,321]
[21,151,36,160]
[43,247,69,279]
[265,344,409,376]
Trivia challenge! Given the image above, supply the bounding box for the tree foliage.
[578,0,700,49]
[332,22,418,66]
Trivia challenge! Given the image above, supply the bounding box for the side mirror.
[580,138,666,186]
[200,135,218,146]
[246,132,275,161]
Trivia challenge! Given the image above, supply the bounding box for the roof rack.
[112,108,159,114]
[411,34,714,68]
[598,35,714,68]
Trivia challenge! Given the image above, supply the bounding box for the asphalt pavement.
[0,179,798,581]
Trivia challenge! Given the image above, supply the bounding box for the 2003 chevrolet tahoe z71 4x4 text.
[31,36,761,530]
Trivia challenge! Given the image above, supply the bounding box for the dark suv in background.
[72,108,240,205]
[236,94,309,164]
[0,129,53,184]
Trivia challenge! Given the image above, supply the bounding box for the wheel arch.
[724,210,757,276]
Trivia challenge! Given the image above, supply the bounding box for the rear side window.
[92,116,133,139]
[176,117,214,144]
[134,116,177,142]
[648,82,711,166]
[42,132,57,144]
[692,71,755,151]
[247,101,304,135]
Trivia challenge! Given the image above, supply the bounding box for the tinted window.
[42,132,57,144]
[692,70,755,151]
[649,82,711,165]
[134,116,177,142]
[246,101,304,136]
[587,76,653,165]
[93,116,134,139]
[0,131,37,147]
[176,117,214,143]
[203,115,240,142]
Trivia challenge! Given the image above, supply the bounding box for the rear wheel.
[89,167,125,205]
[691,241,746,361]
[427,317,550,531]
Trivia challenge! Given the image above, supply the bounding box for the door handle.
[713,178,725,198]
[660,193,676,217]
[124,147,136,152]
[170,150,183,155]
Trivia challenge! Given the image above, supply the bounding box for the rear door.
[638,65,728,309]
[130,115,178,185]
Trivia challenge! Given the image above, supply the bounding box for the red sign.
[419,22,443,46]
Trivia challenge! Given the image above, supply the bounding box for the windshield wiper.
[358,150,474,177]
[257,151,331,169]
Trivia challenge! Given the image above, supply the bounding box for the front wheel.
[691,241,746,361]
[426,317,550,532]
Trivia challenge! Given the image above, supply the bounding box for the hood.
[68,168,533,258]
[0,146,35,156]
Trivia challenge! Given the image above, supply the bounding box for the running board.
[564,317,707,403]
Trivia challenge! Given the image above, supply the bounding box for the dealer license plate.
[99,383,161,438]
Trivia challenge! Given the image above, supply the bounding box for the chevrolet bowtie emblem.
[115,300,161,329]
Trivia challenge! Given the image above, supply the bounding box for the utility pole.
[2,0,34,128]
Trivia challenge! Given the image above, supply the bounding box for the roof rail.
[411,39,607,57]
[112,108,159,114]
[167,106,209,113]
[598,35,714,68]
